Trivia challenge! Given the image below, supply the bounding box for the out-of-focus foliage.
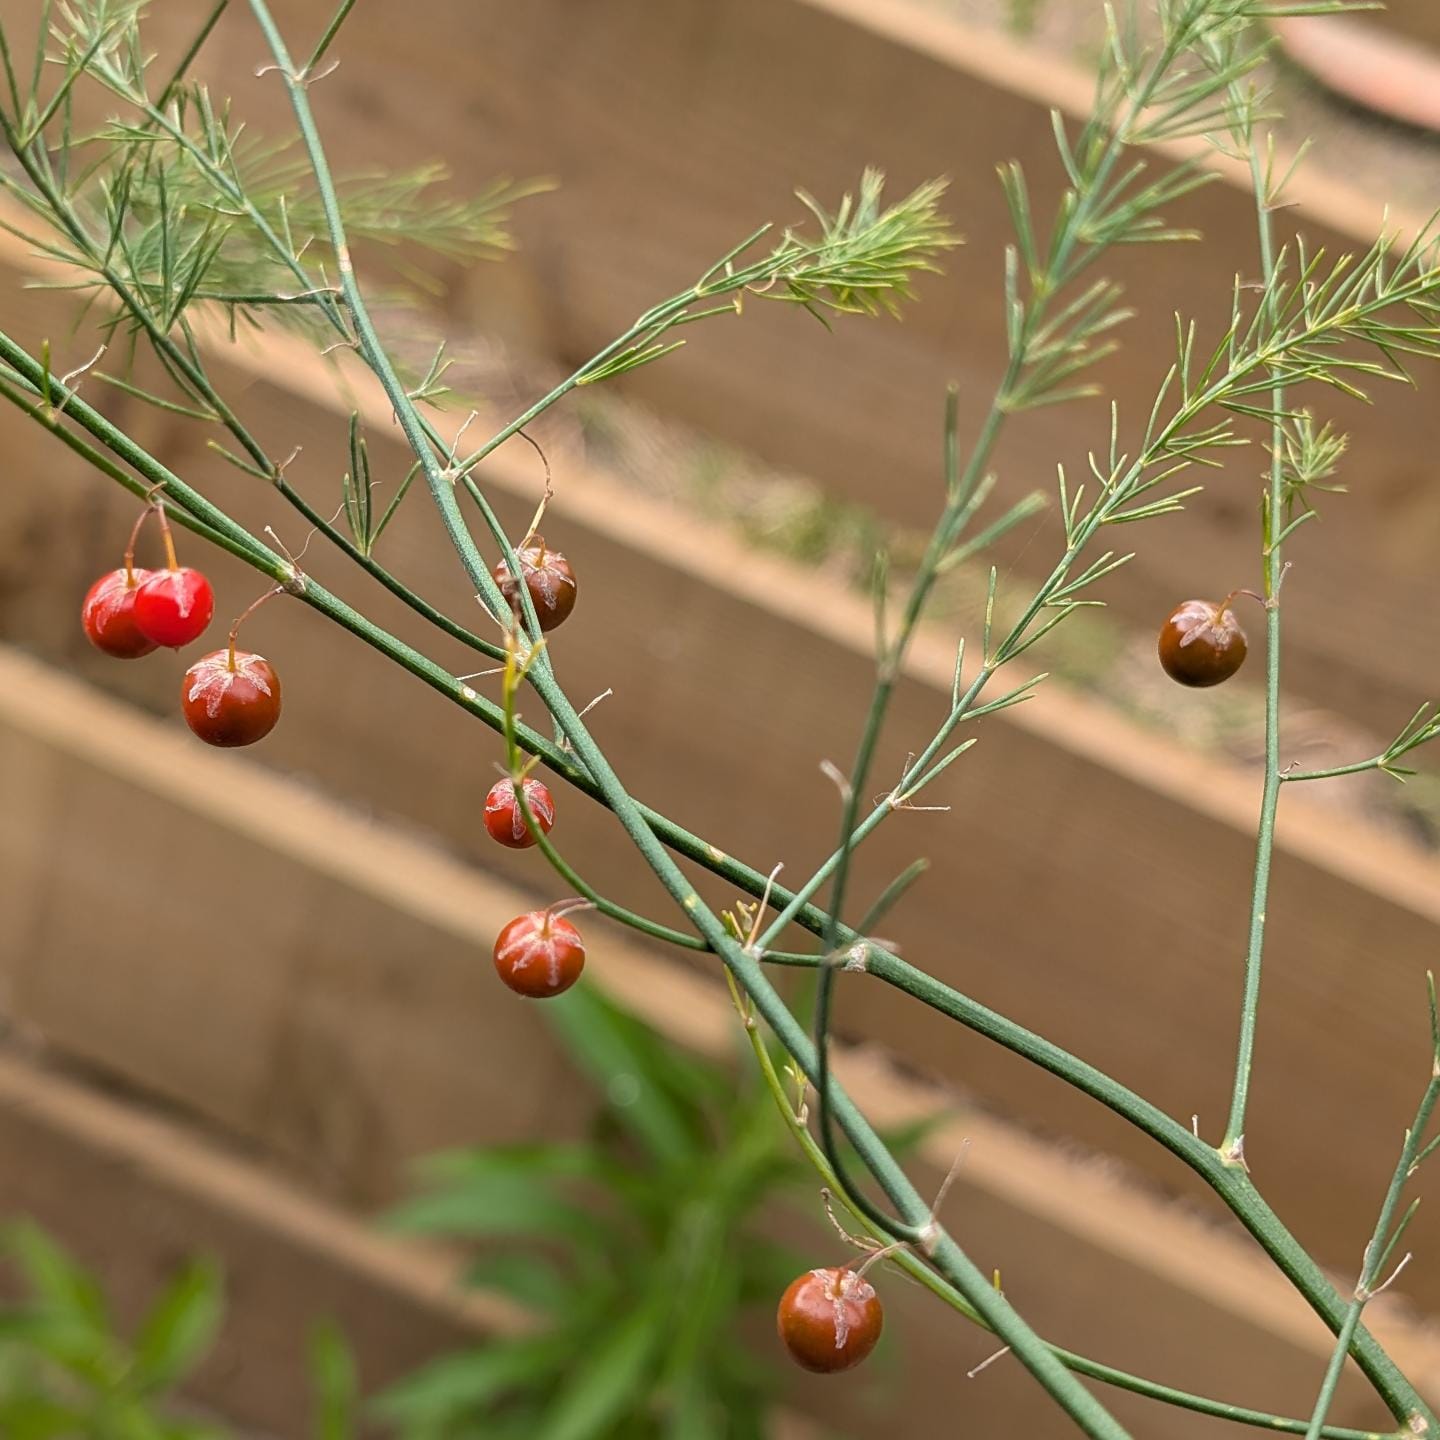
[0,1222,227,1439]
[377,985,813,1440]
[0,989,817,1440]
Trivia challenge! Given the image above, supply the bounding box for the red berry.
[134,567,214,648]
[181,649,281,747]
[81,568,159,659]
[493,535,577,633]
[484,777,555,849]
[1158,598,1248,687]
[493,910,585,998]
[777,1267,884,1374]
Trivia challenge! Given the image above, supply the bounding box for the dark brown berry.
[493,536,577,633]
[1158,599,1248,687]
[777,1267,883,1374]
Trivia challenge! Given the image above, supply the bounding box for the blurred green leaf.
[662,1378,729,1440]
[0,1310,112,1371]
[384,1173,602,1245]
[735,1237,811,1306]
[411,1143,614,1189]
[531,1303,661,1440]
[462,1252,572,1314]
[310,1321,357,1440]
[0,1393,91,1439]
[130,1259,223,1393]
[3,1223,109,1331]
[544,989,707,1169]
[372,1337,569,1428]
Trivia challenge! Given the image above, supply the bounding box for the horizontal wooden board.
[0,645,1427,1435]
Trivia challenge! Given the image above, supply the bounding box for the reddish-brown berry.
[484,777,555,849]
[493,535,577,633]
[1158,599,1248,687]
[493,910,585,998]
[181,649,281,747]
[81,568,160,659]
[777,1267,884,1374]
[134,567,214,648]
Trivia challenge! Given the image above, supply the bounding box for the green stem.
[249,9,1133,1430]
[303,0,360,75]
[1306,1308,1368,1440]
[810,406,1006,1235]
[1221,141,1288,1168]
[154,1,230,112]
[1303,1064,1440,1440]
[499,654,707,953]
[1282,759,1383,784]
[546,695,1133,1437]
[0,106,278,476]
[276,477,505,662]
[5,323,1430,1428]
[0,375,260,567]
[741,984,1396,1440]
[0,96,492,676]
[9,5,1435,1423]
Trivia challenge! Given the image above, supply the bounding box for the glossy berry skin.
[133,567,214,648]
[484,777,555,849]
[81,568,160,659]
[181,649,281,747]
[777,1267,883,1374]
[1158,599,1248,688]
[493,911,585,998]
[493,536,577,633]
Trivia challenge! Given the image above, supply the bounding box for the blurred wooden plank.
[0,647,1429,1434]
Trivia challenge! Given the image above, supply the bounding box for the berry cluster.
[484,527,895,1377]
[87,508,1265,1378]
[482,535,590,1000]
[81,507,282,748]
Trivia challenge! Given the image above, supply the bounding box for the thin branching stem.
[1303,989,1440,1440]
[1221,88,1292,1172]
[6,1,1440,1429]
[741,990,1399,1440]
[245,5,1137,1430]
